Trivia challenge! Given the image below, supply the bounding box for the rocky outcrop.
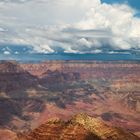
[0,129,17,140]
[16,114,139,140]
[71,114,139,140]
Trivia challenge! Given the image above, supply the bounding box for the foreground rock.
[16,114,139,140]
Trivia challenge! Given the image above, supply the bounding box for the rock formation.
[16,114,139,140]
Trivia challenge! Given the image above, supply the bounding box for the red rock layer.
[16,114,139,140]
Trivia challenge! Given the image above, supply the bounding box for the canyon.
[0,60,140,139]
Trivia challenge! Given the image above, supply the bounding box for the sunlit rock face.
[16,114,139,140]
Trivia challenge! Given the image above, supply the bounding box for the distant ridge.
[0,53,140,62]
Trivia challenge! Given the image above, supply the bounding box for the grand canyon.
[0,60,140,140]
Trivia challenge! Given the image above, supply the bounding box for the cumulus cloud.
[0,0,140,54]
[77,2,140,50]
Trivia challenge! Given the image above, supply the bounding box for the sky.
[0,0,140,55]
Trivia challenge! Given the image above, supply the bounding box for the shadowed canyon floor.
[0,60,140,139]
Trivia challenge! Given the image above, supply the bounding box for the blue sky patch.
[102,0,140,10]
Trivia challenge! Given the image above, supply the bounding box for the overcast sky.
[0,0,140,54]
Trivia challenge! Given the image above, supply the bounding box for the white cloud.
[77,2,140,50]
[0,27,5,32]
[3,51,11,55]
[0,0,140,54]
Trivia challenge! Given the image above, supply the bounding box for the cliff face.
[21,61,140,79]
[21,61,140,113]
[0,129,17,140]
[0,61,38,95]
[16,114,139,140]
[71,114,139,140]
